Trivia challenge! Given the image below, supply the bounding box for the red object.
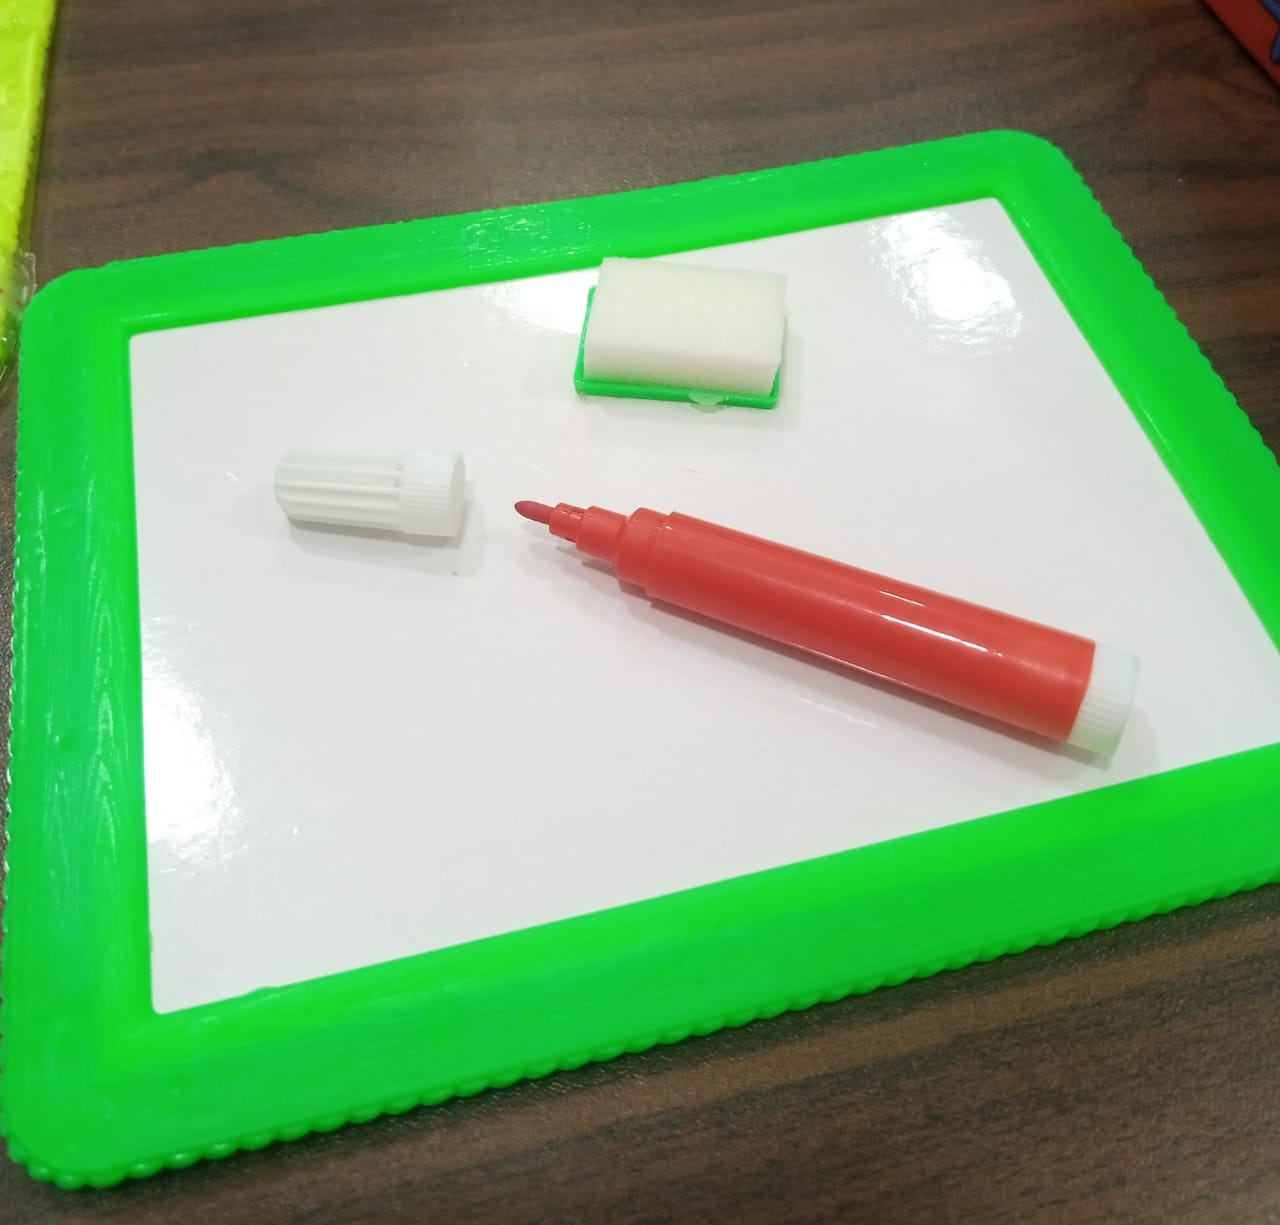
[514,499,554,525]
[1203,0,1280,86]
[515,500,1099,743]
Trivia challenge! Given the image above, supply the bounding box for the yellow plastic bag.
[0,0,57,383]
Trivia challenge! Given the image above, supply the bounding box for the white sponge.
[581,257,786,397]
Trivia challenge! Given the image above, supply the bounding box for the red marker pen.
[515,500,1137,753]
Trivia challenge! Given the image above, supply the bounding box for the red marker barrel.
[520,501,1137,753]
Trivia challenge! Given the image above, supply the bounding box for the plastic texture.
[537,502,1132,749]
[1067,643,1139,754]
[6,132,1280,1188]
[274,447,466,538]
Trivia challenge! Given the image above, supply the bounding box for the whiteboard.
[130,199,1280,1013]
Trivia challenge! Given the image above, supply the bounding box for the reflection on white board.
[129,199,1280,1013]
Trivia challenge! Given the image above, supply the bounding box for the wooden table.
[3,1,1277,1220]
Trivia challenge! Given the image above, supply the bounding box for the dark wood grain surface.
[3,0,1278,1220]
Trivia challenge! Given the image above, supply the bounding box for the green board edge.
[4,130,1279,1188]
[573,288,782,408]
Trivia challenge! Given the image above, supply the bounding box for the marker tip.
[514,500,555,525]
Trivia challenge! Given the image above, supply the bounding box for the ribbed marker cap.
[274,448,466,538]
[1067,642,1139,755]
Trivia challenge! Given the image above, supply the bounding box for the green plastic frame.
[573,288,782,408]
[4,132,1280,1188]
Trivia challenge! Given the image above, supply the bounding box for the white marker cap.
[1067,642,1139,755]
[274,447,466,538]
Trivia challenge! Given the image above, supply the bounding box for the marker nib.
[514,500,555,525]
